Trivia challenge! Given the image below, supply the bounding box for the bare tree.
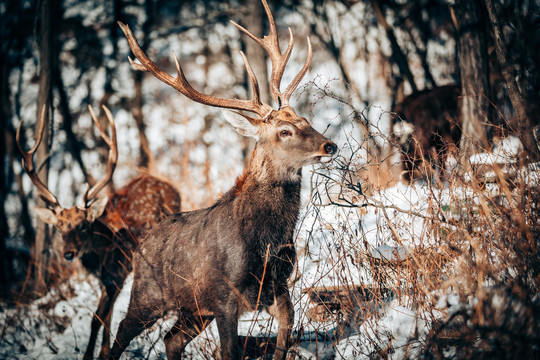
[305,1,364,106]
[370,0,418,93]
[0,42,9,298]
[32,0,57,296]
[484,0,540,161]
[132,0,155,169]
[454,0,490,167]
[242,0,271,105]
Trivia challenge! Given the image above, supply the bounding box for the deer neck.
[234,145,303,197]
[250,144,303,182]
[231,146,302,259]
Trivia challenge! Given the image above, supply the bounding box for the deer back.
[393,84,462,151]
[103,175,181,239]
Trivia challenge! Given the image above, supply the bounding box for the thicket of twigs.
[296,127,540,359]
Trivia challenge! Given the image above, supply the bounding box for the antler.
[16,106,61,210]
[118,0,311,118]
[83,105,118,206]
[118,22,273,119]
[231,0,312,107]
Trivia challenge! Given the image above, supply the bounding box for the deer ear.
[87,196,109,222]
[222,110,260,139]
[34,207,58,226]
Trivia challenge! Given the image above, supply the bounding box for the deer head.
[17,106,118,260]
[118,0,336,182]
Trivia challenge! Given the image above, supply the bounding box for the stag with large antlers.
[17,106,181,360]
[112,1,337,359]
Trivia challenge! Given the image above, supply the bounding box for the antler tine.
[231,0,295,107]
[281,36,312,107]
[16,106,61,209]
[239,51,263,108]
[261,0,295,105]
[83,105,118,205]
[118,21,272,118]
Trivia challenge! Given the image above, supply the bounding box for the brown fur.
[392,85,462,182]
[233,169,249,197]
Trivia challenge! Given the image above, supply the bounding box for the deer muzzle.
[323,141,338,156]
[315,140,337,163]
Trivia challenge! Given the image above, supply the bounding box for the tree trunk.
[402,20,436,89]
[33,0,55,296]
[243,0,271,106]
[370,0,418,93]
[0,41,10,299]
[133,72,153,169]
[95,0,123,188]
[484,0,540,161]
[309,2,364,106]
[454,0,490,169]
[54,68,95,185]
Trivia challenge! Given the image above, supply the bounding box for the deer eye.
[280,129,292,138]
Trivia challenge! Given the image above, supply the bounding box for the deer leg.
[214,301,239,360]
[164,312,214,358]
[97,285,122,359]
[84,287,115,360]
[267,290,294,360]
[108,305,158,360]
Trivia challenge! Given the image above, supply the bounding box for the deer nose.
[323,141,337,156]
[64,251,75,261]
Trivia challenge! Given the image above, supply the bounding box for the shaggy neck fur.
[232,145,302,263]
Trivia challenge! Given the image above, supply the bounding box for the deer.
[392,84,462,182]
[16,105,181,360]
[111,1,337,359]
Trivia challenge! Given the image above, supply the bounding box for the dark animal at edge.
[392,84,462,182]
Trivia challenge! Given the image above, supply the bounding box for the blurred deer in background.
[112,0,337,359]
[17,106,181,360]
[392,84,462,182]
